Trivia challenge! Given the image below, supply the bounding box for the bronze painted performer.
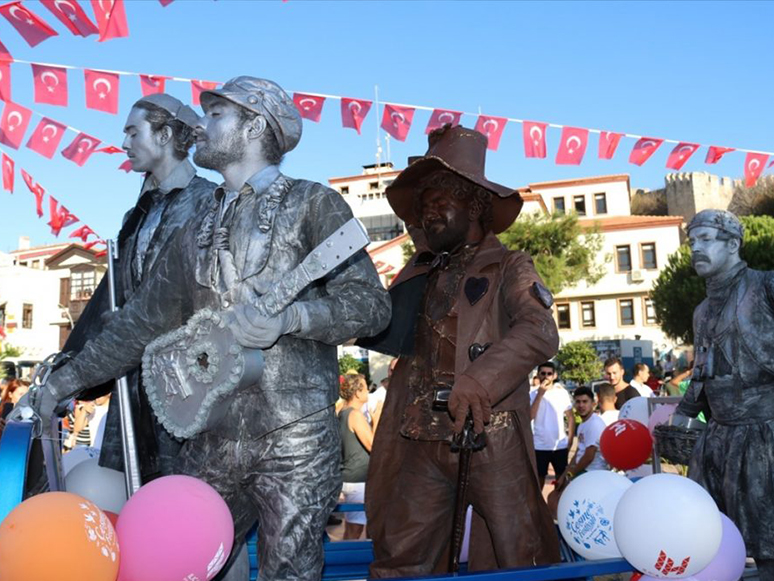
[676,209,774,579]
[364,125,560,576]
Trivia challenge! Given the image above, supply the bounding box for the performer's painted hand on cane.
[448,375,492,434]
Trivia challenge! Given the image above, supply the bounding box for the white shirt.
[367,386,386,417]
[630,379,653,398]
[576,414,608,471]
[600,409,619,426]
[530,384,572,451]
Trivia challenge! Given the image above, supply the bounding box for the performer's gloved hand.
[448,375,492,434]
[228,303,303,349]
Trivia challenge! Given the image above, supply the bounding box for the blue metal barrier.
[0,420,34,523]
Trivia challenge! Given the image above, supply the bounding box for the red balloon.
[600,419,653,470]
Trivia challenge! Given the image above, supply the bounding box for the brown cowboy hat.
[386,125,523,234]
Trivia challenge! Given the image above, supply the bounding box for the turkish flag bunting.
[26,117,67,159]
[705,145,735,164]
[21,169,45,217]
[48,196,78,236]
[140,74,168,96]
[523,121,548,158]
[84,69,119,114]
[40,0,98,36]
[381,104,415,142]
[555,126,590,165]
[0,61,10,101]
[744,153,769,187]
[159,0,174,5]
[474,115,508,151]
[425,109,462,134]
[84,238,105,251]
[293,93,325,122]
[32,64,68,107]
[598,131,623,160]
[341,98,371,135]
[0,39,11,61]
[90,0,128,42]
[665,142,699,171]
[96,145,122,154]
[0,2,58,47]
[2,152,13,193]
[118,158,132,172]
[61,132,102,166]
[629,137,664,166]
[70,224,97,242]
[0,102,32,149]
[191,80,218,106]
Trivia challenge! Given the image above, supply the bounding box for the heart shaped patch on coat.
[464,277,489,306]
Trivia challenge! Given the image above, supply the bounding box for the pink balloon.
[647,404,677,434]
[691,514,746,581]
[116,475,234,581]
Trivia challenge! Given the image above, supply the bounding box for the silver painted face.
[122,107,166,175]
[688,226,739,279]
[193,97,246,171]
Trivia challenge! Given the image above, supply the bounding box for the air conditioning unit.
[630,270,645,282]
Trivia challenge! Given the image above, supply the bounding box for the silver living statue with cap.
[37,76,391,581]
[676,208,774,579]
[60,93,216,481]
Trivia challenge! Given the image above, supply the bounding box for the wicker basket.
[654,424,703,465]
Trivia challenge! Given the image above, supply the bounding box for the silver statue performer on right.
[676,209,774,579]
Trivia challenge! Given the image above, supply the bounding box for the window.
[556,303,571,329]
[641,242,657,269]
[22,303,33,329]
[643,297,657,325]
[594,193,607,215]
[0,304,5,327]
[553,197,566,214]
[573,195,586,216]
[616,245,632,272]
[581,301,596,328]
[359,214,405,242]
[70,270,97,301]
[369,181,379,191]
[618,299,635,326]
[340,186,349,195]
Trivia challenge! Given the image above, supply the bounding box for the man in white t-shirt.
[629,363,654,398]
[596,383,619,426]
[555,386,608,489]
[530,361,575,489]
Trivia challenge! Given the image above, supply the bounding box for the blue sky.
[0,0,771,252]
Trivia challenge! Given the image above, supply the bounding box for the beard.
[423,214,469,254]
[194,131,245,171]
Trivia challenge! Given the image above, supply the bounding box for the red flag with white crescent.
[598,131,623,160]
[191,80,218,106]
[523,121,548,158]
[341,98,372,135]
[21,169,45,217]
[32,64,68,107]
[629,137,664,166]
[61,132,102,166]
[705,145,735,164]
[292,93,325,122]
[474,115,508,151]
[84,69,119,114]
[90,0,128,42]
[84,238,105,251]
[2,152,13,193]
[0,61,10,102]
[0,2,58,47]
[0,102,32,150]
[140,74,167,96]
[47,196,78,236]
[96,145,122,154]
[70,224,97,242]
[159,0,174,5]
[40,0,98,36]
[381,104,415,142]
[118,158,132,172]
[425,109,462,134]
[744,152,769,187]
[665,142,699,171]
[555,126,589,165]
[0,39,11,61]
[26,117,67,159]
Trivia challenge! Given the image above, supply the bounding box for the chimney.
[17,236,30,250]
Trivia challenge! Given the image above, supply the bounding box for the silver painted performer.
[36,77,391,581]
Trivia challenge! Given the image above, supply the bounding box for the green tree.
[338,353,366,376]
[0,344,23,381]
[555,341,603,386]
[498,212,608,295]
[651,215,774,345]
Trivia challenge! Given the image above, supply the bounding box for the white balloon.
[65,458,127,513]
[557,470,632,559]
[619,396,649,427]
[62,445,100,475]
[614,474,722,578]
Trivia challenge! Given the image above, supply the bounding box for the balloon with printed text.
[600,419,653,470]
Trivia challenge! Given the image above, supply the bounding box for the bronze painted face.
[688,226,739,279]
[420,187,471,254]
